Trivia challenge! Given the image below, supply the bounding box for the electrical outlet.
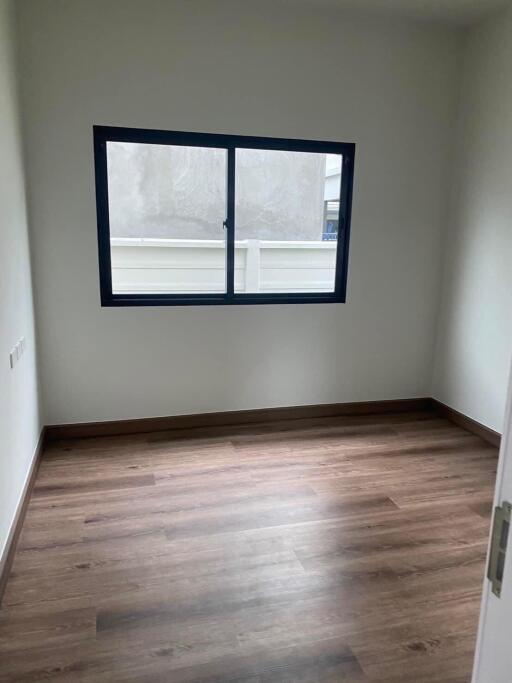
[9,337,26,369]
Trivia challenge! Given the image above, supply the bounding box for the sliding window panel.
[234,149,342,294]
[107,142,227,294]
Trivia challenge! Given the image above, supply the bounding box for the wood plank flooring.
[0,411,498,682]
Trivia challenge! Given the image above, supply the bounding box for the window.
[94,126,355,306]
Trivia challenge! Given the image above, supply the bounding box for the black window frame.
[93,125,355,306]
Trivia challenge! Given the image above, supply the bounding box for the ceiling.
[289,0,511,27]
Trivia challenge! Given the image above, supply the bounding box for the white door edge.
[472,358,512,683]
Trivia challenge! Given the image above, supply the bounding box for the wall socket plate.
[9,337,26,369]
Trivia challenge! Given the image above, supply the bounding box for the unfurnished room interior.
[1,0,512,681]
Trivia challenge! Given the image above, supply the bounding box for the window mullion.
[226,146,236,299]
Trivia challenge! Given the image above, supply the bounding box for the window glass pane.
[107,142,227,294]
[234,149,342,293]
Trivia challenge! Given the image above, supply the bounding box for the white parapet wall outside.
[110,238,338,294]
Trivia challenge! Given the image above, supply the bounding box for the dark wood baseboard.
[431,399,501,448]
[45,398,501,448]
[0,428,45,607]
[45,397,434,441]
[44,396,501,446]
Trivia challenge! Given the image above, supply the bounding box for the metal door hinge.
[488,501,511,597]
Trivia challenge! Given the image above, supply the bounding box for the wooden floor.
[0,411,498,682]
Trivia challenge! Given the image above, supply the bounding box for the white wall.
[17,0,462,425]
[432,5,512,433]
[0,0,41,561]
